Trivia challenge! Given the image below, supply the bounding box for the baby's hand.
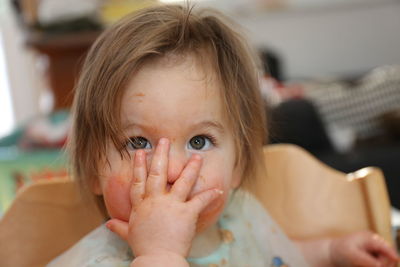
[329,231,399,267]
[106,138,222,260]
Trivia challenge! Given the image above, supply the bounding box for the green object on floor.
[0,147,67,217]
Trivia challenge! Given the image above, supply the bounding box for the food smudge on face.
[198,175,205,183]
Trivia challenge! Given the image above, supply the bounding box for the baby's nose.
[167,151,187,184]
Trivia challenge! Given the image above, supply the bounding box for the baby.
[49,4,399,267]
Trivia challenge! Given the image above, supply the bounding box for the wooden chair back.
[0,179,104,267]
[250,144,393,246]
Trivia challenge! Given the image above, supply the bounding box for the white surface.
[38,0,100,24]
[0,32,14,138]
[393,207,400,229]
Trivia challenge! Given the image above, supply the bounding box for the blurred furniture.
[252,144,394,247]
[0,179,104,267]
[269,99,400,209]
[26,31,100,109]
[11,0,102,110]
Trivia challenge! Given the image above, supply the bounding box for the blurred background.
[0,0,399,216]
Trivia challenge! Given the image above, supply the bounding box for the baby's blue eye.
[127,137,152,150]
[188,135,213,150]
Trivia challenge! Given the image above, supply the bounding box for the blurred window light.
[0,32,15,138]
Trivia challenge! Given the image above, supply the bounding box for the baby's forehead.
[119,54,233,126]
[140,51,219,79]
[118,50,235,122]
[124,52,223,101]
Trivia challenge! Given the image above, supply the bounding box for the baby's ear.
[90,178,103,195]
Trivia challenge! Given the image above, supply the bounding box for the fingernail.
[159,138,168,145]
[105,221,112,230]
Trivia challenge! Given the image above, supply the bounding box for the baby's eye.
[127,137,152,150]
[188,135,214,150]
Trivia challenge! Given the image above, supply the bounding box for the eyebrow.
[123,120,226,134]
[194,121,225,133]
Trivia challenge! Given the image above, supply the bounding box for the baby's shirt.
[47,190,309,267]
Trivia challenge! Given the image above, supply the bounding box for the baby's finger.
[351,250,381,267]
[377,255,398,267]
[146,138,169,196]
[105,219,129,242]
[189,188,223,214]
[131,150,147,207]
[366,235,399,262]
[170,154,202,201]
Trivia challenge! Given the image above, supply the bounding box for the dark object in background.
[260,49,284,82]
[269,99,400,209]
[34,17,102,34]
[381,109,400,140]
[269,99,333,153]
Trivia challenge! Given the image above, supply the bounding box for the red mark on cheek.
[134,92,145,97]
[103,176,131,221]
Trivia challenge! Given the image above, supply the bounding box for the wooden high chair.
[250,144,394,247]
[0,144,396,267]
[0,179,104,267]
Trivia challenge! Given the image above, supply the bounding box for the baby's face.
[95,54,240,233]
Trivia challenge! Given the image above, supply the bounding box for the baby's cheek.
[103,176,132,222]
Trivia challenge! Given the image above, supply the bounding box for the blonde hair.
[69,4,266,213]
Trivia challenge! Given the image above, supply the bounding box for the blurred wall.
[235,1,400,80]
